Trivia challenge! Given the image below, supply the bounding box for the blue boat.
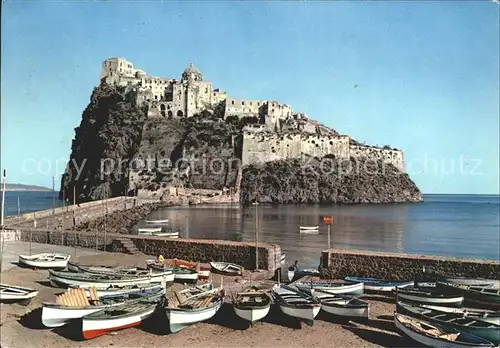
[345,276,414,292]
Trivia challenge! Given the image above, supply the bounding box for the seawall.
[321,249,500,280]
[4,229,281,272]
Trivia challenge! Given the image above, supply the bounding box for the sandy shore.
[0,251,414,348]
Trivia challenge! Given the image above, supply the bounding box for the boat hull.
[297,282,364,296]
[320,299,369,319]
[19,254,69,269]
[165,300,223,333]
[0,284,38,302]
[233,305,270,324]
[397,292,464,307]
[42,304,117,328]
[49,271,174,289]
[279,303,321,323]
[82,306,156,339]
[395,314,494,348]
[69,284,164,298]
[174,272,198,284]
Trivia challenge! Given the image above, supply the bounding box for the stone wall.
[242,131,350,166]
[19,229,108,250]
[350,145,404,172]
[321,249,500,281]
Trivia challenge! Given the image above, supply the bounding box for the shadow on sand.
[35,280,56,288]
[361,294,396,304]
[342,324,414,347]
[18,308,46,330]
[206,302,251,330]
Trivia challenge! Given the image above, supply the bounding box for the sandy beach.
[0,244,414,348]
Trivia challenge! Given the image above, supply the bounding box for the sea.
[2,192,499,268]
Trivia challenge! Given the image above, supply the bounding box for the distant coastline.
[4,183,52,192]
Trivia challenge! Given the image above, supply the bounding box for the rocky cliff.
[60,84,422,204]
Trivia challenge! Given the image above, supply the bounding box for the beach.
[0,243,410,348]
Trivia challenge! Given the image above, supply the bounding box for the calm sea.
[3,192,499,267]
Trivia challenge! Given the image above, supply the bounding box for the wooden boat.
[68,283,164,298]
[299,226,319,230]
[81,292,163,339]
[420,304,500,326]
[436,282,500,309]
[394,313,495,347]
[295,280,364,296]
[164,284,224,333]
[41,287,162,327]
[286,261,320,282]
[0,284,38,303]
[396,301,500,344]
[345,276,413,292]
[271,284,321,325]
[146,219,169,225]
[18,253,70,269]
[68,260,138,273]
[49,269,174,288]
[320,296,369,319]
[146,259,211,280]
[74,265,173,284]
[209,262,243,276]
[396,287,464,307]
[232,286,271,324]
[437,275,500,289]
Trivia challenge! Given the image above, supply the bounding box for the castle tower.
[182,63,203,82]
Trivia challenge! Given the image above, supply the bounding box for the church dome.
[182,63,203,81]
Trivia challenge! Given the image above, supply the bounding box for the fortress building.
[100,57,405,172]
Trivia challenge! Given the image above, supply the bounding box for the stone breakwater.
[321,249,500,280]
[13,229,281,272]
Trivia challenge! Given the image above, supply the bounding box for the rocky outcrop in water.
[240,156,422,204]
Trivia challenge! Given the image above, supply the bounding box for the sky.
[1,1,499,194]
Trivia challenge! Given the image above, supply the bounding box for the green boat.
[397,301,500,345]
[436,282,500,309]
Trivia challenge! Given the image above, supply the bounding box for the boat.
[271,284,321,325]
[396,287,464,307]
[67,261,137,273]
[18,253,70,269]
[345,276,414,292]
[286,260,320,282]
[299,226,319,230]
[420,304,500,326]
[68,283,164,298]
[0,284,38,303]
[48,269,174,288]
[146,219,169,225]
[295,280,364,296]
[41,287,163,327]
[437,275,500,289]
[280,253,286,265]
[164,284,224,333]
[138,227,162,235]
[151,230,179,238]
[172,267,198,283]
[320,296,369,319]
[146,259,211,280]
[81,292,163,339]
[232,286,271,324]
[396,301,500,344]
[74,265,173,284]
[209,262,243,276]
[436,282,500,309]
[394,313,495,348]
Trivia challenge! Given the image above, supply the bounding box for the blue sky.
[1,1,499,194]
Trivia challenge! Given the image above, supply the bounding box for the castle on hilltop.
[100,57,405,172]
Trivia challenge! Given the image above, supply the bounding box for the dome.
[182,63,203,81]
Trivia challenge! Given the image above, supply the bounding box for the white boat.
[146,219,169,225]
[420,305,500,326]
[299,226,319,234]
[18,253,70,269]
[49,269,174,288]
[68,283,164,298]
[271,284,321,325]
[345,276,414,292]
[152,231,179,238]
[280,253,286,265]
[67,261,137,273]
[296,281,364,296]
[394,313,495,348]
[42,287,162,328]
[173,267,198,283]
[75,265,173,284]
[320,297,369,319]
[0,284,38,303]
[81,292,163,339]
[138,227,162,234]
[210,262,243,276]
[232,286,271,324]
[396,288,464,306]
[164,284,224,333]
[299,226,319,230]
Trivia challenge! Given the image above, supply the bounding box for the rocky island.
[59,58,422,205]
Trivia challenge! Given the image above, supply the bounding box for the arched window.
[168,111,173,119]
[160,104,166,111]
[161,111,166,117]
[177,110,184,117]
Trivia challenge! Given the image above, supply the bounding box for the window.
[213,92,216,96]
[250,102,253,106]
[258,102,260,106]
[231,100,235,105]
[242,101,245,105]
[205,88,208,93]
